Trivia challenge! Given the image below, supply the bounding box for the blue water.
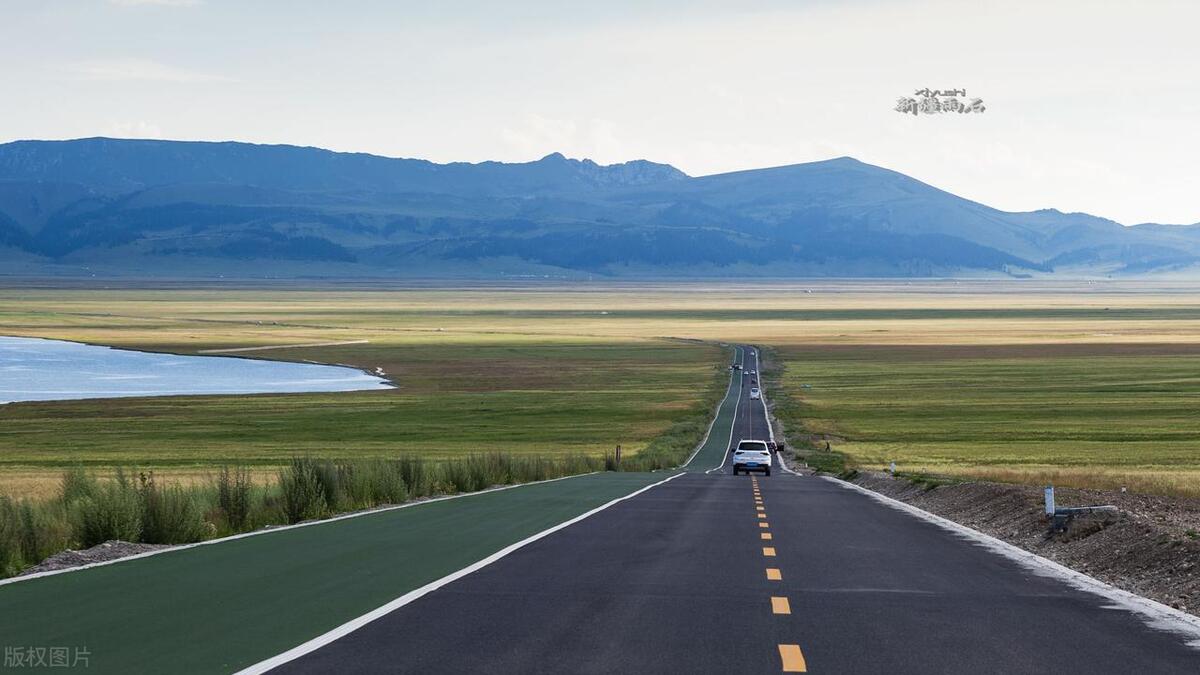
[0,336,392,404]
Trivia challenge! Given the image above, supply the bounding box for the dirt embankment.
[851,471,1200,617]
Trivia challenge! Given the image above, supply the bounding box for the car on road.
[749,387,761,399]
[748,369,756,374]
[731,440,772,475]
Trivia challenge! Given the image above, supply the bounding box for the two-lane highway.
[275,345,1200,674]
[708,345,772,475]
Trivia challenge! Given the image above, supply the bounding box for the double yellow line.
[752,476,807,673]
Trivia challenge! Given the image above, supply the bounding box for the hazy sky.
[2,1,1198,224]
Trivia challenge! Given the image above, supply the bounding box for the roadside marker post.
[1044,486,1055,517]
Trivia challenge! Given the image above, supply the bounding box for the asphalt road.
[278,346,1200,674]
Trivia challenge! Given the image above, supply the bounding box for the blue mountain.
[0,137,1196,278]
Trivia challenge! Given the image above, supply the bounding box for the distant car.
[731,440,772,476]
[749,369,757,375]
[750,388,761,399]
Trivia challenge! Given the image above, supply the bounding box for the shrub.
[396,456,432,498]
[279,458,328,524]
[139,473,209,544]
[352,460,409,506]
[217,466,253,531]
[0,497,25,576]
[19,500,72,565]
[60,468,98,505]
[74,471,142,547]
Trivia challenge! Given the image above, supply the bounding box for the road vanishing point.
[1,346,1198,673]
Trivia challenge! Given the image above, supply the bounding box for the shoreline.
[0,334,393,406]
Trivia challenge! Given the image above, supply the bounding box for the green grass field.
[4,283,1200,499]
[0,289,726,498]
[775,343,1200,497]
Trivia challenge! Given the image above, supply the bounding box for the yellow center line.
[761,532,773,540]
[762,547,776,556]
[771,596,791,614]
[756,506,765,511]
[766,568,782,580]
[759,522,769,528]
[757,513,767,519]
[778,644,807,672]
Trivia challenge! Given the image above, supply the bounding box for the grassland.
[4,281,1200,500]
[0,288,727,498]
[774,343,1200,497]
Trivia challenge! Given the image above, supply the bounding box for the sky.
[2,0,1198,225]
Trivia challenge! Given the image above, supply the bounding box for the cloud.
[68,58,231,83]
[107,0,202,6]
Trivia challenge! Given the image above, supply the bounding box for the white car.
[731,440,772,476]
[749,388,761,399]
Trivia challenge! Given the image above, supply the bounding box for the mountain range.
[1,137,1197,279]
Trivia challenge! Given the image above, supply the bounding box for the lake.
[0,336,393,404]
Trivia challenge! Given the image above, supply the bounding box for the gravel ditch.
[851,471,1200,618]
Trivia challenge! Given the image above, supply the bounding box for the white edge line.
[706,346,746,474]
[752,347,801,477]
[828,476,1200,649]
[236,471,687,675]
[0,471,598,588]
[683,345,740,468]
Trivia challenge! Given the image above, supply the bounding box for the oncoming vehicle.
[731,440,772,476]
[749,387,761,399]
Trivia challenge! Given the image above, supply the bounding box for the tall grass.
[0,451,612,578]
[74,470,143,547]
[217,466,253,531]
[138,473,210,544]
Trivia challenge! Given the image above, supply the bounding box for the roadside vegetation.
[0,453,610,578]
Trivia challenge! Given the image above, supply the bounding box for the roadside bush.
[358,460,409,506]
[217,466,253,531]
[279,458,328,524]
[74,471,142,547]
[60,467,98,504]
[19,500,72,565]
[139,473,209,544]
[0,497,26,576]
[396,456,433,498]
[443,457,489,493]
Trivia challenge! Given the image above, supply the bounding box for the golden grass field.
[3,280,1200,498]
